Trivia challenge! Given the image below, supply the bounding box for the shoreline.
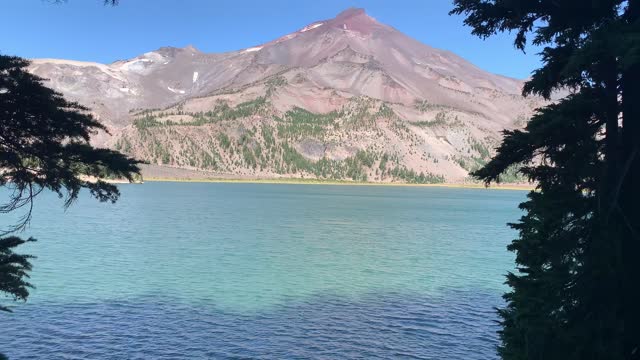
[138,176,534,191]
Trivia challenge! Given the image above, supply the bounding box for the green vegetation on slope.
[133,97,269,129]
[123,95,448,184]
[276,107,342,140]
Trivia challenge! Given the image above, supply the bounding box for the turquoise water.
[0,183,522,359]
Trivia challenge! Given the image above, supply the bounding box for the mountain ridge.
[28,8,542,182]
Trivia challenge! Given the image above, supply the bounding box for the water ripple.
[0,183,523,359]
[1,291,502,359]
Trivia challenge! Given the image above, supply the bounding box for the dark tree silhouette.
[0,55,140,313]
[451,1,639,359]
[1,1,134,358]
[0,237,35,313]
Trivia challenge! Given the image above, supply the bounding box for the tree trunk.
[621,1,640,358]
[597,56,624,359]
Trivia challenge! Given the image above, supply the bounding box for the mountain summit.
[28,9,541,182]
[319,7,380,33]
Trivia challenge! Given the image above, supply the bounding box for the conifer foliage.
[0,55,140,311]
[451,1,639,359]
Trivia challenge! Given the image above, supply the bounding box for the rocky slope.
[28,8,542,183]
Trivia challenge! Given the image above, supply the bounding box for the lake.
[0,182,523,359]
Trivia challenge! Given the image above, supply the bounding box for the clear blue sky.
[0,0,541,79]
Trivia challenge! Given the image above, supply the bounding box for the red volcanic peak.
[334,8,367,20]
[255,8,381,50]
[328,8,380,34]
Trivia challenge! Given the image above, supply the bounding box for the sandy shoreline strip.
[127,165,534,191]
[138,176,534,191]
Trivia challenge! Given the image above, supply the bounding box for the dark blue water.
[0,183,522,359]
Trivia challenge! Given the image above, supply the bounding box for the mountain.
[28,8,542,183]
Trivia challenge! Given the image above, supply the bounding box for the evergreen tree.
[451,1,639,359]
[0,55,140,313]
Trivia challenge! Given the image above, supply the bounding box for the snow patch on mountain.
[244,46,263,52]
[301,23,323,32]
[167,86,186,94]
[31,58,129,83]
